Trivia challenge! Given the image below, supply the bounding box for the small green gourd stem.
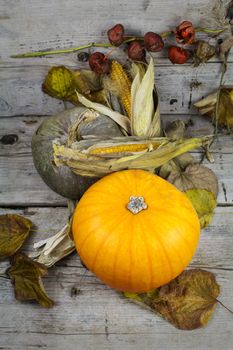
[10,28,225,59]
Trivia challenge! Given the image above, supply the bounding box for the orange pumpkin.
[72,170,200,292]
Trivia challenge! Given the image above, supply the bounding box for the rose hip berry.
[107,24,125,46]
[144,32,164,52]
[168,46,189,64]
[89,52,111,74]
[128,41,146,61]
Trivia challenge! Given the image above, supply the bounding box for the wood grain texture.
[0,207,232,350]
[0,0,233,117]
[0,0,231,61]
[1,62,233,117]
[0,114,232,206]
[1,0,233,348]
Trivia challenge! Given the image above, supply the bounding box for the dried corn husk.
[76,92,131,133]
[29,223,75,267]
[131,58,161,137]
[53,135,212,178]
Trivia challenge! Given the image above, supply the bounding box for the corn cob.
[110,60,131,118]
[88,142,159,155]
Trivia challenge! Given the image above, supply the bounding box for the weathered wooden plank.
[0,205,232,269]
[1,62,233,117]
[0,0,231,63]
[0,207,232,350]
[0,114,232,206]
[1,113,233,156]
[1,151,233,206]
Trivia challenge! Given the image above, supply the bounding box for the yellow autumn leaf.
[0,214,32,259]
[185,189,217,228]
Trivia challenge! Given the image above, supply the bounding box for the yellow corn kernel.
[110,60,131,118]
[89,143,159,155]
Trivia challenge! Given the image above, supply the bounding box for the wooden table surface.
[0,0,233,349]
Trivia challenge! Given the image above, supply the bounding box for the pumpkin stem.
[127,196,148,214]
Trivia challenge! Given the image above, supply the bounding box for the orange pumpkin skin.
[72,170,200,293]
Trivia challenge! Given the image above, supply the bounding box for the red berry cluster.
[88,24,164,74]
[108,24,164,61]
[88,21,195,73]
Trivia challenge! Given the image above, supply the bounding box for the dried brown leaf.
[165,120,186,139]
[7,253,54,308]
[167,164,219,197]
[194,40,216,66]
[160,120,195,178]
[124,269,220,330]
[80,69,102,91]
[219,36,233,63]
[0,214,32,260]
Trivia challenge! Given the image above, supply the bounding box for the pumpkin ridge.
[158,214,194,259]
[128,216,134,291]
[87,188,128,201]
[172,226,197,258]
[151,227,174,281]
[111,216,128,289]
[75,207,126,227]
[90,212,128,272]
[76,216,121,255]
[112,170,139,196]
[138,215,153,290]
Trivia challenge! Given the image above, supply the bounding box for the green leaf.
[0,214,32,259]
[185,189,217,228]
[7,253,54,308]
[124,269,220,330]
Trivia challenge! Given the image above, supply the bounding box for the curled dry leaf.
[124,269,220,330]
[7,253,54,308]
[219,36,233,64]
[164,120,186,139]
[159,153,194,180]
[186,189,217,228]
[167,163,219,197]
[159,119,194,179]
[194,40,216,66]
[0,214,32,259]
[194,88,233,128]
